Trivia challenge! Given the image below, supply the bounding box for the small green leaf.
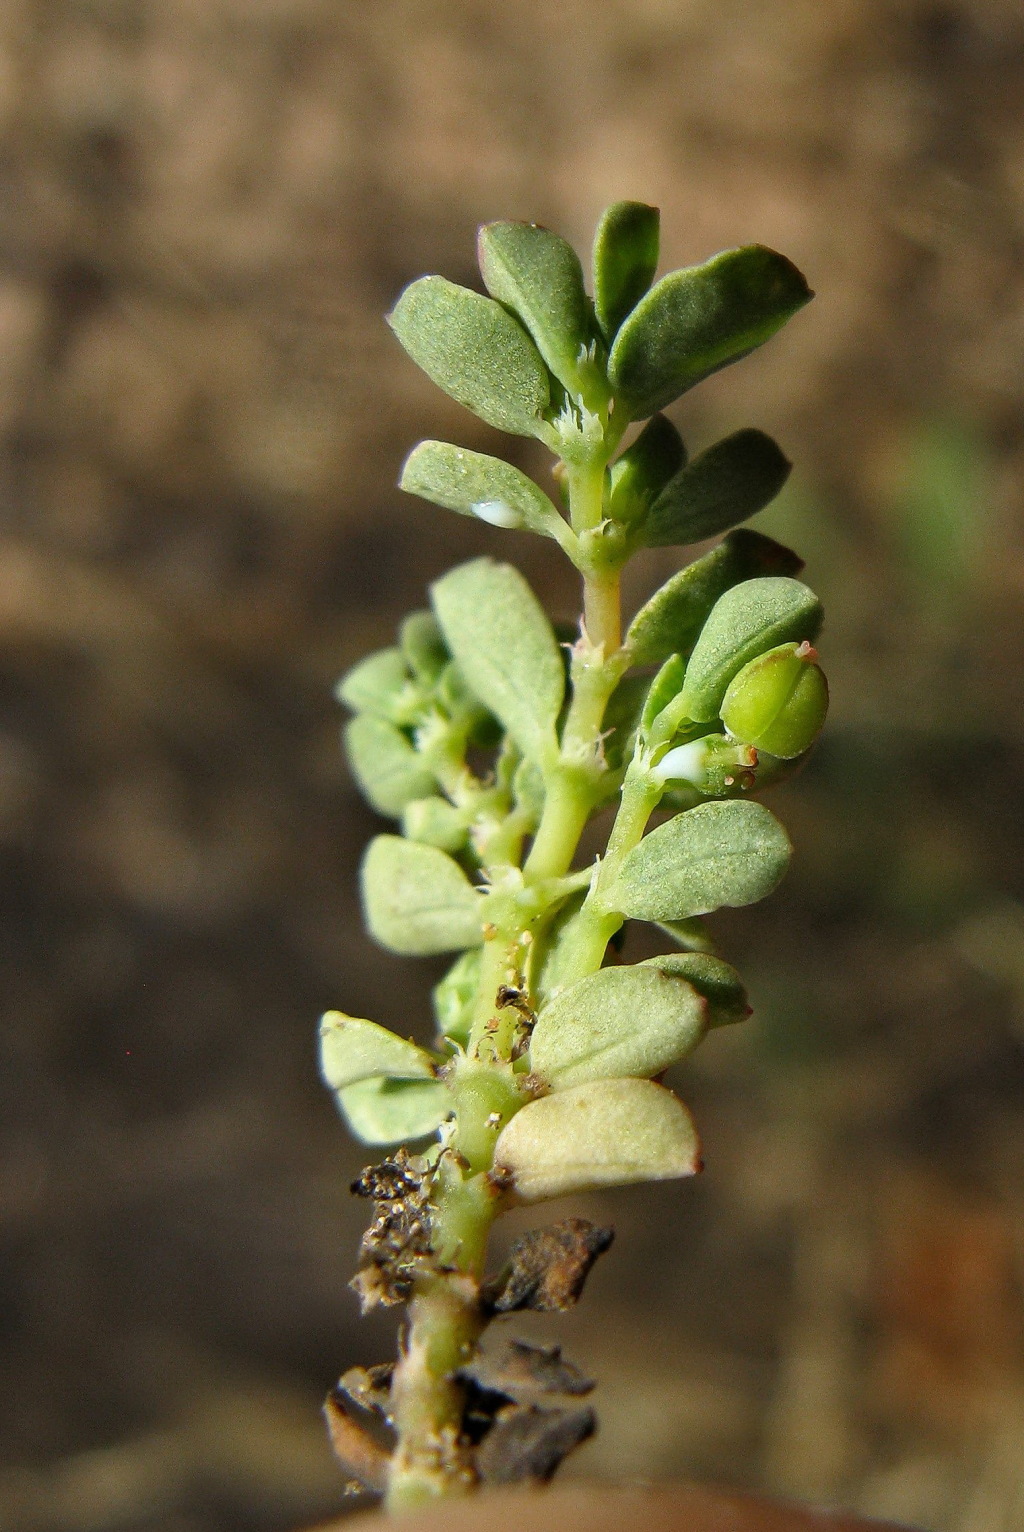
[319,1010,436,1093]
[344,715,437,817]
[362,835,481,955]
[592,201,661,341]
[400,440,566,540]
[639,429,790,548]
[608,246,813,420]
[493,1078,701,1202]
[400,611,449,685]
[401,795,468,853]
[336,648,412,719]
[388,276,550,438]
[431,558,564,764]
[638,952,750,1028]
[607,415,686,524]
[721,641,829,758]
[478,221,592,396]
[652,917,717,953]
[607,800,791,921]
[640,654,687,731]
[625,529,803,667]
[681,576,823,722]
[530,963,707,1089]
[338,1076,450,1146]
[433,947,482,1047]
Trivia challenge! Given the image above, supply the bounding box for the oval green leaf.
[608,246,813,420]
[336,647,412,719]
[361,835,481,955]
[338,1076,450,1146]
[680,576,823,722]
[344,714,437,817]
[400,611,449,685]
[530,963,708,1089]
[433,946,483,1048]
[478,221,592,397]
[493,1078,701,1202]
[320,1010,436,1093]
[607,799,792,921]
[431,558,564,765]
[400,440,566,540]
[607,414,686,525]
[592,201,660,341]
[625,529,803,668]
[639,429,790,548]
[388,276,550,438]
[638,952,750,1028]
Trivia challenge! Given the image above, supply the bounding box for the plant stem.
[389,445,628,1508]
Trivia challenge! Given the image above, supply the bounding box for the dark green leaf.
[362,835,481,955]
[431,558,564,764]
[400,611,449,685]
[607,415,686,525]
[608,246,813,420]
[388,276,550,438]
[478,222,592,396]
[639,429,790,548]
[344,714,437,817]
[607,800,791,920]
[592,201,660,341]
[625,529,803,667]
[637,952,750,1028]
[680,576,823,722]
[640,654,686,731]
[400,440,565,540]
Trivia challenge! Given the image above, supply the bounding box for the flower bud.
[720,641,828,759]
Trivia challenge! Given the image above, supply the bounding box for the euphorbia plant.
[321,204,823,1510]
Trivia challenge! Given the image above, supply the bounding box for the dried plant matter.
[322,205,822,1510]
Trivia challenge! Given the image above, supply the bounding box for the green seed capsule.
[720,641,828,759]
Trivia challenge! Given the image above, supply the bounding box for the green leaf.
[493,1078,701,1202]
[388,276,550,438]
[625,529,803,668]
[433,947,482,1047]
[640,654,686,732]
[401,795,468,853]
[530,962,707,1089]
[431,558,564,764]
[319,1010,437,1093]
[638,952,749,1028]
[680,576,823,722]
[608,246,813,420]
[338,1076,450,1146]
[478,221,592,396]
[639,429,790,548]
[652,917,717,953]
[592,201,661,341]
[400,611,449,685]
[607,415,686,525]
[607,800,791,921]
[361,835,481,955]
[400,440,566,540]
[344,715,437,817]
[336,648,411,719]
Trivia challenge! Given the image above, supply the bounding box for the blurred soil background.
[3,1,1024,1529]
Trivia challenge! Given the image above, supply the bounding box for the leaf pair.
[319,1010,448,1145]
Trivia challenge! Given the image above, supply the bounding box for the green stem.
[388,443,628,1509]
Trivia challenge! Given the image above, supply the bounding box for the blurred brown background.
[3,1,1024,1528]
